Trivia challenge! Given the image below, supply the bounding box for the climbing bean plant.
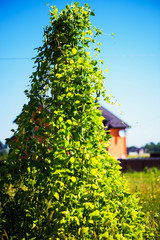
[1,2,154,239]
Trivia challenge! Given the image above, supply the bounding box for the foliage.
[145,142,160,153]
[0,2,154,239]
[0,141,8,157]
[124,169,160,239]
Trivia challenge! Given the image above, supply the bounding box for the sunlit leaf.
[54,192,59,200]
[77,57,84,64]
[72,48,77,54]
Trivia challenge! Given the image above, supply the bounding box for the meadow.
[123,168,160,239]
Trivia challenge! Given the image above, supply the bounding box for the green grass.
[127,153,150,159]
[123,168,160,238]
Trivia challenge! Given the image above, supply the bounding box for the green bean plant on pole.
[0,2,154,239]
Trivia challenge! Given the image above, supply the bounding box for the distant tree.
[145,142,160,153]
[0,141,8,157]
[1,2,153,239]
[0,141,3,150]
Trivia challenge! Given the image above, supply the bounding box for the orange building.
[99,106,130,159]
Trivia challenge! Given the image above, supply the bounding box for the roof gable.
[99,106,130,129]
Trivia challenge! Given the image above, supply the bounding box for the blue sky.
[0,0,160,147]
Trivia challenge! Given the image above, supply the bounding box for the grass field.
[123,168,160,238]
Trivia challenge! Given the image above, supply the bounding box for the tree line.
[144,142,160,153]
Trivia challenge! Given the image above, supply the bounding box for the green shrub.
[144,166,149,173]
[151,167,158,174]
[0,2,154,239]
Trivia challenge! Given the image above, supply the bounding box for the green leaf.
[72,48,77,54]
[52,6,58,20]
[67,119,72,125]
[74,2,80,6]
[59,117,63,122]
[77,57,84,64]
[70,157,75,163]
[99,60,103,64]
[94,47,100,53]
[84,3,89,7]
[54,192,59,200]
[71,176,76,182]
[92,184,97,189]
[91,169,97,175]
[91,60,97,66]
[90,210,99,217]
[105,67,108,72]
[45,35,47,43]
[90,11,95,16]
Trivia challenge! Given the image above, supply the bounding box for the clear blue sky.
[0,0,160,147]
